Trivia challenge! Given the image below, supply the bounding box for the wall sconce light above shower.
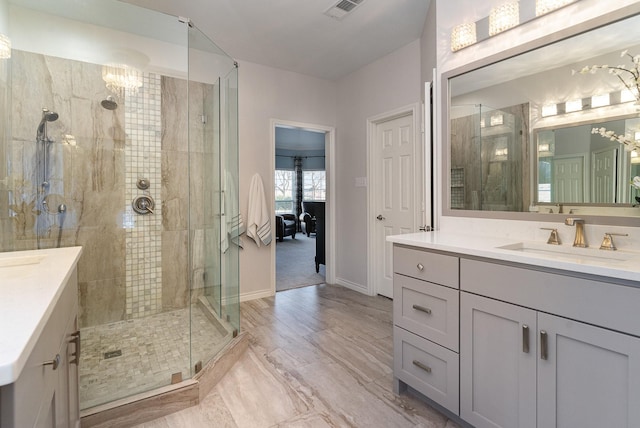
[102,63,142,98]
[0,33,11,59]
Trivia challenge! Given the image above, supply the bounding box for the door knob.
[376,215,385,221]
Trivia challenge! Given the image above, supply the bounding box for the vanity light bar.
[541,90,633,118]
[535,0,577,17]
[450,0,581,52]
[564,99,582,113]
[489,2,519,36]
[451,22,477,52]
[621,89,637,103]
[490,113,504,126]
[591,93,610,108]
[541,104,557,117]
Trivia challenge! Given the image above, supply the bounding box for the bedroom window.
[275,169,295,213]
[303,170,326,201]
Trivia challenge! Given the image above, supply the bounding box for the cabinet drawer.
[394,327,459,415]
[393,274,459,352]
[394,246,459,288]
[460,258,640,337]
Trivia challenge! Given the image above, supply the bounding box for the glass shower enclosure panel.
[2,0,240,411]
[187,23,240,373]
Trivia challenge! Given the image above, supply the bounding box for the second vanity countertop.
[387,231,640,283]
[0,246,82,386]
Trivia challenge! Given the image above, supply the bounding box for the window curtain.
[294,156,303,231]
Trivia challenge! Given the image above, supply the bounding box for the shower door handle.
[70,330,81,365]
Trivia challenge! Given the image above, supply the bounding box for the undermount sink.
[497,242,638,263]
[0,254,46,280]
[0,255,46,268]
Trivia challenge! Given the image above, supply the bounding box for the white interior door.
[552,156,584,202]
[373,113,417,298]
[591,148,617,203]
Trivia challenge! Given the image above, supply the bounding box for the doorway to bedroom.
[274,125,327,292]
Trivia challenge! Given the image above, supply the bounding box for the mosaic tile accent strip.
[79,304,230,410]
[124,73,163,318]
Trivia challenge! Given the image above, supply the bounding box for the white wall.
[436,0,640,242]
[333,39,422,292]
[421,1,437,99]
[237,60,336,300]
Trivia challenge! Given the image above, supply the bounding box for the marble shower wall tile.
[161,229,188,310]
[161,151,188,231]
[75,225,126,284]
[188,81,205,154]
[79,276,126,327]
[9,51,129,325]
[161,76,188,153]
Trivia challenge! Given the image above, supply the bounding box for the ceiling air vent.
[324,0,366,21]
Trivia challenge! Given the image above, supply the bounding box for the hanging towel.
[247,173,272,247]
[221,171,245,252]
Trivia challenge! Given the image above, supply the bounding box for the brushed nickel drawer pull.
[412,360,432,373]
[43,354,61,370]
[540,330,548,360]
[412,304,432,315]
[416,263,425,271]
[522,324,530,353]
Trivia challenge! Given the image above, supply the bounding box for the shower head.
[44,110,59,122]
[101,95,118,110]
[37,109,59,138]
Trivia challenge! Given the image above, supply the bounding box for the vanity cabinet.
[391,240,640,428]
[0,269,80,428]
[392,245,460,414]
[460,260,640,428]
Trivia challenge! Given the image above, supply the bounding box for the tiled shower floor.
[79,302,230,410]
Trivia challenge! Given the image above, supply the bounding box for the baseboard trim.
[335,277,372,295]
[240,288,274,302]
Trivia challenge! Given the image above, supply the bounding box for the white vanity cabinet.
[460,259,640,428]
[392,245,460,414]
[0,269,80,428]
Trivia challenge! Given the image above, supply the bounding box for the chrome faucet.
[564,218,586,247]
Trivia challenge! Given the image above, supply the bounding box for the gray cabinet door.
[460,292,537,428]
[537,312,640,428]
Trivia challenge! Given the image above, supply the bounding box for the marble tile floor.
[133,284,460,428]
[80,302,230,410]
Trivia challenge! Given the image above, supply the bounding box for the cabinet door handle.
[70,330,81,365]
[416,263,425,271]
[412,360,432,373]
[43,354,61,370]
[522,324,530,353]
[540,330,548,360]
[412,304,432,315]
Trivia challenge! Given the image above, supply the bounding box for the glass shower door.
[188,22,239,375]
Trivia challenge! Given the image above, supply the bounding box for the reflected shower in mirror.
[450,103,529,211]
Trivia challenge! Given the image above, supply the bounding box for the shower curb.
[79,331,249,428]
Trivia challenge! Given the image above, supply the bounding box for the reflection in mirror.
[446,10,640,219]
[536,117,640,206]
[450,103,529,211]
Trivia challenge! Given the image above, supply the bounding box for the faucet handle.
[564,217,584,226]
[540,228,561,245]
[600,232,628,251]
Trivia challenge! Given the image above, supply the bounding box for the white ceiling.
[121,0,430,80]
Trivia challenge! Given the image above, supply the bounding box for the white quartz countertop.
[0,247,82,386]
[387,231,640,283]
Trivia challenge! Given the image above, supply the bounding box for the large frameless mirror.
[444,9,640,222]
